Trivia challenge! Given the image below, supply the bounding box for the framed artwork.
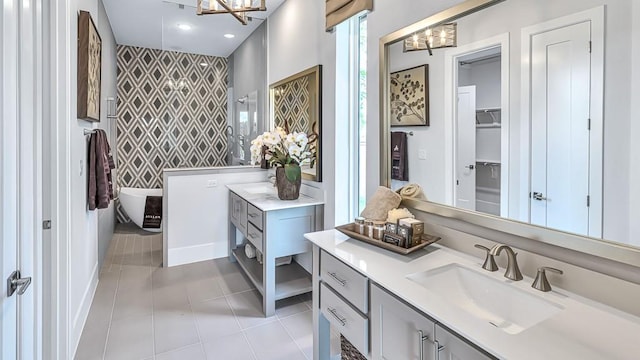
[78,10,102,122]
[390,64,429,126]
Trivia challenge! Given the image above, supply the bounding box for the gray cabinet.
[228,190,322,317]
[436,325,493,360]
[370,283,493,360]
[371,284,436,360]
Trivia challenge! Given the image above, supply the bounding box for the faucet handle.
[532,266,563,292]
[474,244,498,272]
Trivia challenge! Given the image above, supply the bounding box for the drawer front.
[320,251,368,313]
[321,282,368,356]
[247,203,263,230]
[246,222,263,253]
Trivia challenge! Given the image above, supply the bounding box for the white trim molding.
[443,33,511,215]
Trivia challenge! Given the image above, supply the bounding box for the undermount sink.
[406,263,564,334]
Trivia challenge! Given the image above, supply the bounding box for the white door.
[530,21,591,236]
[435,325,492,360]
[455,86,477,211]
[2,0,39,358]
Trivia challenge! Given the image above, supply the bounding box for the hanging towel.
[391,132,409,181]
[88,129,116,210]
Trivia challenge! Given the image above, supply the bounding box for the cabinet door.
[371,284,436,360]
[435,324,493,360]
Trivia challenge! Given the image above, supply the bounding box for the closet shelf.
[476,108,501,113]
[476,123,501,128]
[476,159,501,165]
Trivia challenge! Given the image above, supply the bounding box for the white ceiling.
[102,0,286,57]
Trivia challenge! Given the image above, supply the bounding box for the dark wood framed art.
[78,10,102,122]
[390,64,429,126]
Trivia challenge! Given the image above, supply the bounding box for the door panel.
[2,0,39,358]
[455,86,477,210]
[530,21,591,236]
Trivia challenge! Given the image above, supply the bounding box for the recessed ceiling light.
[200,62,208,67]
[177,23,192,31]
[224,33,235,39]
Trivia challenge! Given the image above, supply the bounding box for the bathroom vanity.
[227,182,324,316]
[306,230,640,360]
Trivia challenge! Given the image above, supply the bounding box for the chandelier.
[196,0,266,25]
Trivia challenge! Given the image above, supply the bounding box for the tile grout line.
[277,309,312,360]
[101,245,123,360]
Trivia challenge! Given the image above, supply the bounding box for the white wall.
[267,0,336,229]
[629,1,640,247]
[67,0,118,355]
[459,59,501,110]
[164,168,267,267]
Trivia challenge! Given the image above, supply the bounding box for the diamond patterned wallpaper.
[274,76,311,133]
[116,45,228,190]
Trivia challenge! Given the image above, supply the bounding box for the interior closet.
[458,51,502,216]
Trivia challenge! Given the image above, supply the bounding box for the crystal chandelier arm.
[215,0,248,25]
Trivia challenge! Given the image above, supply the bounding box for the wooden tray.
[335,223,441,255]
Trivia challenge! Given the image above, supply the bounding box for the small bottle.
[355,217,366,235]
[372,221,386,240]
[364,220,374,238]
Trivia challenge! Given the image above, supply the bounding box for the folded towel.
[387,208,415,223]
[397,183,427,201]
[360,186,402,221]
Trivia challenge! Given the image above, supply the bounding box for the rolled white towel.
[398,184,427,201]
[245,243,256,259]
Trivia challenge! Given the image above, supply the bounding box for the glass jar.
[372,221,386,240]
[355,217,366,235]
[364,220,374,238]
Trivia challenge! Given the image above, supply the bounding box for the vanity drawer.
[246,222,263,253]
[230,192,248,234]
[320,282,368,356]
[247,203,263,230]
[320,250,368,313]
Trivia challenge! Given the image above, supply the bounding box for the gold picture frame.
[78,10,102,122]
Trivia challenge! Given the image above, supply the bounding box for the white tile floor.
[75,224,314,360]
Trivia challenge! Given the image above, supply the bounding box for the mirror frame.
[379,0,640,268]
[269,65,323,182]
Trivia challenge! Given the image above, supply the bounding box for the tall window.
[357,16,368,214]
[335,14,367,224]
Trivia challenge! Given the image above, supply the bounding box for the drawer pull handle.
[327,307,346,326]
[418,330,445,360]
[327,272,347,286]
[249,232,259,239]
[248,213,258,218]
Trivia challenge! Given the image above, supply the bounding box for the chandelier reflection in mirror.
[196,0,266,25]
[164,79,188,93]
[404,23,457,55]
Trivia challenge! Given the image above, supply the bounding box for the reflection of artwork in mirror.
[270,65,322,182]
[390,65,429,126]
[380,0,640,252]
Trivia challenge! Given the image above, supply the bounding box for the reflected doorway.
[454,48,505,216]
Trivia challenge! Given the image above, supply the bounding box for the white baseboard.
[70,262,99,359]
[167,243,218,267]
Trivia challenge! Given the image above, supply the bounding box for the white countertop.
[305,230,640,360]
[227,182,324,211]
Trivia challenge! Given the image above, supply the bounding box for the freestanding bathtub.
[119,187,163,233]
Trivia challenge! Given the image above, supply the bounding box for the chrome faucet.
[489,244,523,281]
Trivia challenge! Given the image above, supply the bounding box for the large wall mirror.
[270,65,323,182]
[380,0,640,266]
